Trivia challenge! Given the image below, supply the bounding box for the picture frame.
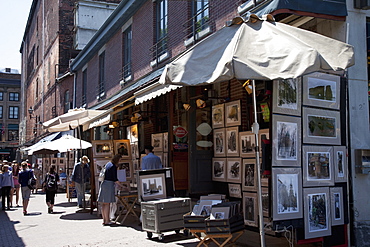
[139,173,167,201]
[333,146,347,183]
[303,107,341,145]
[272,114,301,167]
[152,133,164,152]
[212,158,227,182]
[303,145,334,187]
[212,104,225,128]
[262,187,270,217]
[303,187,331,239]
[303,72,340,110]
[258,128,270,146]
[272,78,302,116]
[239,131,256,158]
[226,127,239,157]
[272,167,303,220]
[114,140,131,159]
[117,159,132,180]
[330,187,344,226]
[226,158,242,183]
[197,200,221,216]
[243,192,258,227]
[242,159,257,192]
[129,124,139,143]
[92,140,113,158]
[210,207,230,220]
[131,141,139,159]
[228,183,242,198]
[163,132,168,153]
[225,100,241,127]
[93,158,110,175]
[213,128,226,157]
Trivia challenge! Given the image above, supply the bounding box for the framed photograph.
[163,132,168,152]
[139,173,167,201]
[303,187,331,239]
[92,140,113,158]
[330,187,344,226]
[303,146,334,187]
[240,131,256,158]
[242,159,257,192]
[303,107,341,145]
[152,133,164,152]
[303,72,340,110]
[272,114,301,167]
[117,159,132,180]
[262,187,270,217]
[93,158,110,175]
[273,78,302,116]
[226,158,242,183]
[243,192,258,227]
[228,183,242,198]
[131,142,139,159]
[212,158,227,182]
[213,128,226,157]
[272,168,303,220]
[333,146,347,183]
[210,207,230,220]
[226,127,239,157]
[225,100,241,127]
[212,104,225,128]
[114,140,131,159]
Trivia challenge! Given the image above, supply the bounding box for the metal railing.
[183,5,210,42]
[150,35,168,65]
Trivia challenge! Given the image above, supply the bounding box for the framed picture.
[242,159,257,192]
[93,158,110,175]
[152,133,163,152]
[131,142,139,159]
[212,158,227,182]
[240,131,256,158]
[92,140,113,158]
[226,158,242,183]
[210,207,230,220]
[303,72,340,110]
[213,128,226,157]
[114,140,131,159]
[303,187,331,239]
[272,168,303,220]
[225,100,241,127]
[226,127,239,157]
[272,78,302,116]
[262,187,270,217]
[333,146,347,183]
[228,183,242,198]
[117,159,132,180]
[243,192,258,227]
[139,173,167,201]
[272,114,301,167]
[259,128,270,146]
[330,187,344,226]
[303,146,334,187]
[212,104,225,128]
[129,124,139,143]
[163,132,168,152]
[303,107,341,145]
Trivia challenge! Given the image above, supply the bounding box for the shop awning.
[82,109,113,131]
[134,82,182,105]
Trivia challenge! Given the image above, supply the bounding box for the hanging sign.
[174,126,188,138]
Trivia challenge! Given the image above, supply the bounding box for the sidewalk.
[0,192,311,247]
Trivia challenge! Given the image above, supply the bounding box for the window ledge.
[120,75,132,86]
[150,52,169,67]
[184,26,212,47]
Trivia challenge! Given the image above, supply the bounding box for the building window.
[82,69,87,106]
[0,92,3,101]
[192,0,209,33]
[152,0,168,59]
[9,92,19,101]
[64,90,70,113]
[98,51,105,97]
[9,106,19,119]
[122,26,132,80]
[0,106,3,118]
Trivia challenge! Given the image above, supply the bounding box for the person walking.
[42,165,59,214]
[141,145,162,170]
[0,165,14,210]
[10,162,20,207]
[72,156,91,208]
[18,161,35,215]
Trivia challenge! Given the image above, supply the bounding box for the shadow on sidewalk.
[59,211,100,221]
[54,201,78,208]
[0,211,25,246]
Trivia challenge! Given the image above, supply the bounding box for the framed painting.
[213,128,226,157]
[210,207,230,220]
[228,183,242,198]
[272,78,302,116]
[152,133,163,152]
[225,100,241,127]
[129,124,139,143]
[117,159,132,180]
[226,127,239,157]
[303,146,334,187]
[333,146,347,183]
[240,131,256,158]
[92,140,113,158]
[303,72,340,110]
[212,158,227,182]
[163,132,168,153]
[272,114,301,167]
[212,104,225,128]
[226,158,242,183]
[138,173,167,201]
[114,140,131,159]
[262,187,270,217]
[93,158,110,175]
[303,187,331,239]
[243,192,258,227]
[330,187,344,226]
[303,107,341,145]
[242,158,257,192]
[272,167,303,220]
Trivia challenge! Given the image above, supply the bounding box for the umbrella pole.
[251,80,266,247]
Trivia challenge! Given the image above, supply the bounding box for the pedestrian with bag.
[10,162,20,207]
[72,155,91,208]
[18,161,35,215]
[42,165,59,214]
[0,165,14,210]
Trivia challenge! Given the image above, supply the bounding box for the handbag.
[98,165,106,182]
[28,171,37,190]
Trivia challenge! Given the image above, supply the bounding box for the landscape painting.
[212,158,227,182]
[273,78,302,116]
[240,131,256,158]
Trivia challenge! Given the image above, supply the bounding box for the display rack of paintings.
[242,159,257,192]
[243,192,258,227]
[240,131,256,158]
[272,78,302,116]
[213,128,226,157]
[226,158,242,183]
[92,140,113,158]
[151,133,163,152]
[333,146,347,183]
[114,140,131,159]
[228,183,242,198]
[330,187,344,226]
[225,100,241,127]
[226,127,239,157]
[212,158,227,182]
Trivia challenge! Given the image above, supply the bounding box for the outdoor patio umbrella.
[47,135,92,153]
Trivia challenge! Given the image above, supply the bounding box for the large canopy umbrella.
[159,14,355,247]
[47,135,92,153]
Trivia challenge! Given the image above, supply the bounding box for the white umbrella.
[47,135,92,153]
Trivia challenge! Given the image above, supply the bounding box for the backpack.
[46,173,57,191]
